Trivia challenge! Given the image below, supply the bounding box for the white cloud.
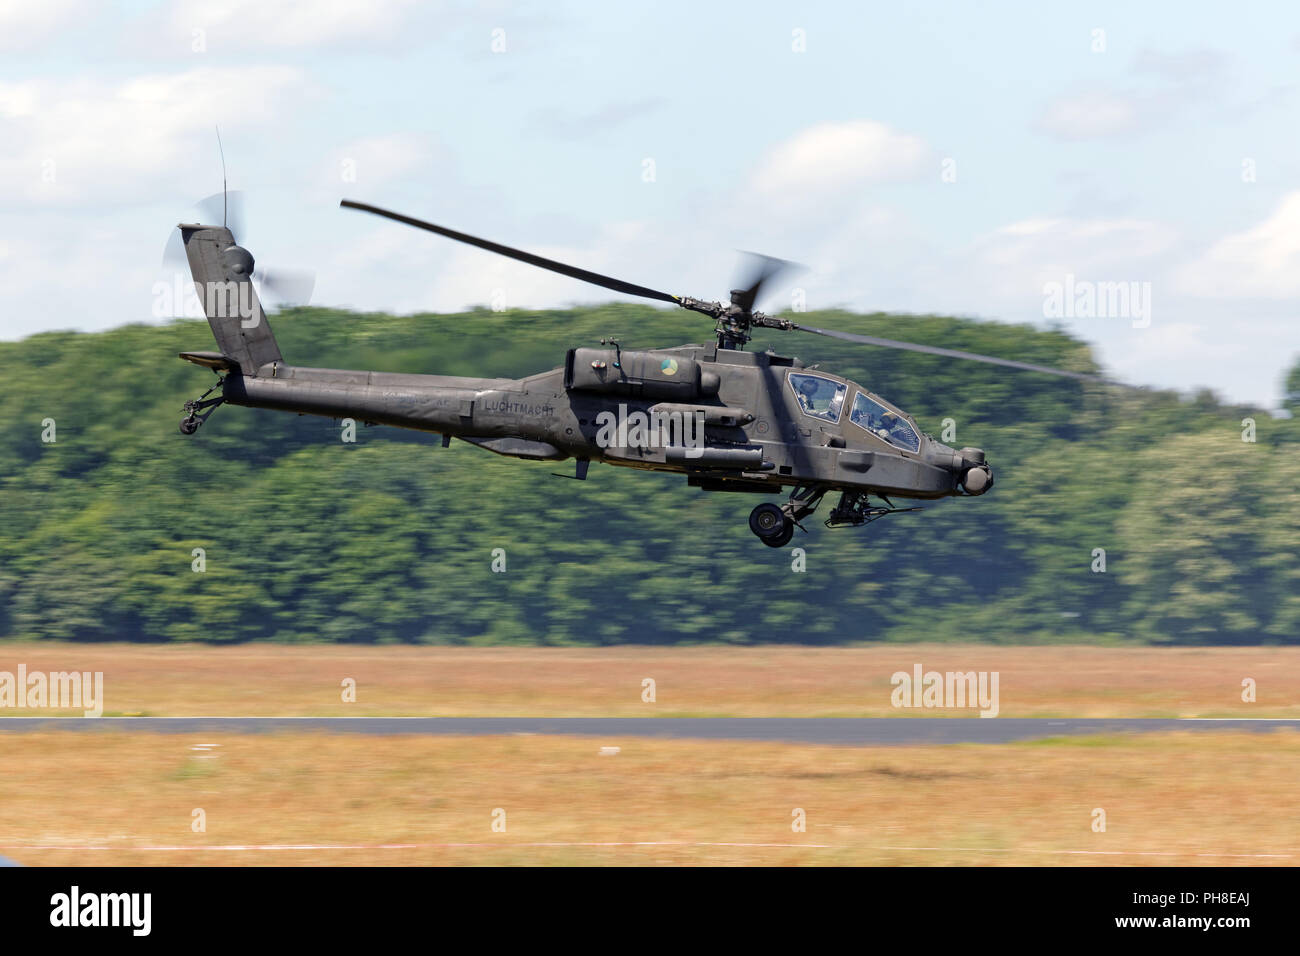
[1099,313,1295,407]
[747,120,931,206]
[0,0,92,52]
[966,216,1180,302]
[929,214,1300,406]
[1035,92,1144,140]
[1111,320,1247,372]
[1036,47,1232,142]
[530,99,666,139]
[1174,191,1300,298]
[979,216,1179,262]
[1034,48,1232,143]
[1132,47,1227,81]
[0,67,309,206]
[0,219,159,339]
[319,121,935,319]
[707,121,937,307]
[165,0,423,50]
[319,133,445,201]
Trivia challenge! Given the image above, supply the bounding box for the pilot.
[877,410,900,442]
[796,377,820,412]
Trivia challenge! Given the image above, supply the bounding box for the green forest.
[2,305,1298,646]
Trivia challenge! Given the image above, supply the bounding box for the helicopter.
[173,197,1118,547]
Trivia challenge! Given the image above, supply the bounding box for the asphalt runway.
[0,716,1297,745]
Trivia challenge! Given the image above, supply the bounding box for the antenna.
[215,125,227,228]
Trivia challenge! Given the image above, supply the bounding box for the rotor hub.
[221,244,255,278]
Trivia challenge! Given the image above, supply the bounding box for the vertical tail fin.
[179,224,282,375]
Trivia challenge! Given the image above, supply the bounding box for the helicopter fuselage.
[215,342,990,504]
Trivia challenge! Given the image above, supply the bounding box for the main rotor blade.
[733,251,797,314]
[340,200,681,305]
[790,322,1127,385]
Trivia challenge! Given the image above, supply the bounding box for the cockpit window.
[788,373,846,423]
[849,392,920,453]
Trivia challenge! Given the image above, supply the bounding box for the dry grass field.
[0,642,1295,717]
[1,730,1296,866]
[3,643,1295,866]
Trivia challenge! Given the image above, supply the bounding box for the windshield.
[849,392,920,453]
[788,373,846,423]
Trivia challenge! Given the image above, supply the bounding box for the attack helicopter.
[173,198,1117,546]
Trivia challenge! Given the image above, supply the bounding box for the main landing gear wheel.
[763,520,795,548]
[749,502,793,546]
[179,416,200,435]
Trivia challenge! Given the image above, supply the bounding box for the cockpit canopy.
[849,391,920,452]
[787,371,920,453]
[788,372,845,422]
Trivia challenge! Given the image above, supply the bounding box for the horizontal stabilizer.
[179,351,237,370]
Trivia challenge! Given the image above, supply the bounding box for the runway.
[0,716,1296,745]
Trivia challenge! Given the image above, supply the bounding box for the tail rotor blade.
[158,227,194,318]
[197,189,246,237]
[161,227,187,273]
[256,268,315,308]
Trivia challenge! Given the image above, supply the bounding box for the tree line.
[1,305,1296,645]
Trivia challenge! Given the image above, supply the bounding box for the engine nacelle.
[566,348,720,401]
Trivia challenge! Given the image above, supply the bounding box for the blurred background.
[2,305,1297,646]
[2,1,1299,648]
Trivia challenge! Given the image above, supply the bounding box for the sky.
[2,0,1299,408]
